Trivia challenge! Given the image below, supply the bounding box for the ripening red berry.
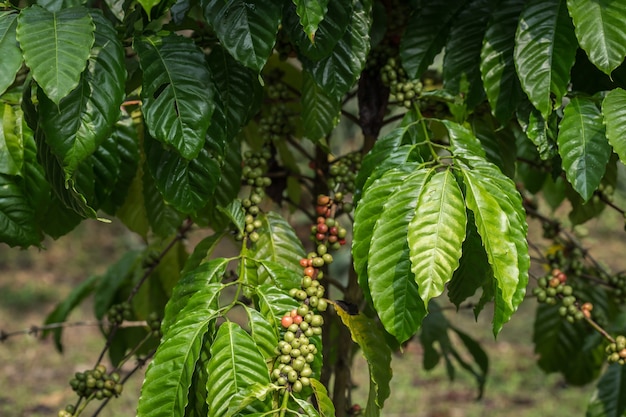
[281,315,294,328]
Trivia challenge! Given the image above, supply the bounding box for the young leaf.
[353,166,416,307]
[514,0,577,119]
[0,12,22,96]
[17,6,94,104]
[206,322,271,417]
[400,0,466,79]
[480,0,525,123]
[368,169,430,343]
[557,96,611,202]
[333,304,392,414]
[602,88,626,165]
[586,364,626,417]
[137,283,222,417]
[293,0,329,41]
[202,0,281,72]
[408,169,466,310]
[37,10,125,182]
[135,34,214,160]
[567,0,626,75]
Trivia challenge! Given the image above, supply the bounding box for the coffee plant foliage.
[2,0,626,416]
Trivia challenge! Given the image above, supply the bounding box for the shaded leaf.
[0,12,22,96]
[0,173,40,247]
[0,104,23,175]
[586,364,626,417]
[301,71,341,142]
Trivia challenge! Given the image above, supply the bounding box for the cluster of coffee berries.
[608,272,626,303]
[545,244,585,276]
[147,312,162,338]
[533,269,588,323]
[237,150,272,242]
[606,335,626,365]
[259,104,294,142]
[107,302,132,325]
[58,404,76,417]
[312,195,348,250]
[266,81,292,101]
[328,153,361,195]
[69,364,123,401]
[380,57,423,109]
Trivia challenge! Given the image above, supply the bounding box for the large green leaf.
[207,46,263,138]
[587,364,626,417]
[137,283,222,417]
[144,134,221,214]
[399,0,466,79]
[368,169,430,343]
[353,166,416,307]
[206,322,270,417]
[557,96,611,201]
[17,6,94,104]
[567,0,626,75]
[293,0,329,41]
[0,12,22,96]
[301,71,341,142]
[255,283,299,328]
[302,0,371,101]
[135,34,214,160]
[283,0,352,61]
[602,88,626,165]
[442,0,491,107]
[514,0,577,119]
[202,0,281,72]
[334,304,391,416]
[480,0,525,123]
[37,11,125,182]
[245,306,279,360]
[143,168,185,238]
[0,104,23,176]
[408,169,466,310]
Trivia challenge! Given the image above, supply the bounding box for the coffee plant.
[3,0,626,415]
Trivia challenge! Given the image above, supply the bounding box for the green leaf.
[293,0,329,41]
[245,306,279,360]
[207,46,263,138]
[93,250,142,319]
[144,133,221,214]
[255,283,299,328]
[302,0,371,101]
[480,0,525,123]
[226,383,275,416]
[602,88,626,165]
[516,99,557,160]
[310,379,336,417]
[137,0,160,16]
[442,0,491,106]
[37,11,125,182]
[353,166,416,307]
[449,325,489,398]
[0,104,23,175]
[161,258,228,335]
[247,212,307,281]
[181,232,226,276]
[137,282,221,417]
[301,71,341,142]
[17,6,94,104]
[567,0,626,75]
[258,260,302,292]
[0,173,41,247]
[135,34,214,160]
[399,0,466,79]
[334,304,392,414]
[202,0,281,72]
[283,0,352,61]
[586,364,626,417]
[43,274,99,351]
[368,169,430,343]
[0,12,22,96]
[557,96,611,201]
[514,0,577,119]
[409,169,466,310]
[143,164,185,238]
[206,322,270,417]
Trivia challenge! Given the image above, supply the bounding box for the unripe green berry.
[288,370,298,383]
[292,380,303,393]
